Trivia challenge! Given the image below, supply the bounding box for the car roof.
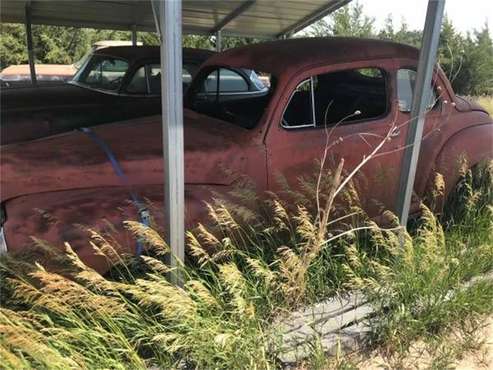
[92,46,215,64]
[202,37,419,77]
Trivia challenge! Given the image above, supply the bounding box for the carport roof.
[0,0,351,38]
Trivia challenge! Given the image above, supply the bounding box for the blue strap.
[80,127,149,255]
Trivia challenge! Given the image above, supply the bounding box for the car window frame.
[119,58,159,97]
[281,77,317,129]
[202,67,252,95]
[281,65,391,130]
[124,64,150,95]
[120,59,202,97]
[396,66,442,114]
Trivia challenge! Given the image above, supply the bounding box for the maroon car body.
[1,38,492,272]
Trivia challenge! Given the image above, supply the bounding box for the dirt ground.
[455,317,493,370]
[354,317,493,369]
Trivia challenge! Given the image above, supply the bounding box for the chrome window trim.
[0,227,7,254]
[281,77,316,129]
[68,80,120,96]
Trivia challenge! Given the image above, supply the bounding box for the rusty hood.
[0,109,252,202]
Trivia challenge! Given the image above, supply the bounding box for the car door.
[265,59,409,218]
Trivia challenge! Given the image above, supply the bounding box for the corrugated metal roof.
[0,0,351,38]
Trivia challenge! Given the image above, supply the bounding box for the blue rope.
[80,127,149,256]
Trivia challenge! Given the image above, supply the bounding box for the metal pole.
[215,30,222,52]
[396,0,445,226]
[131,25,137,46]
[25,1,37,86]
[152,0,185,285]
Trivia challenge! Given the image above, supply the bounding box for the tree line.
[1,2,491,95]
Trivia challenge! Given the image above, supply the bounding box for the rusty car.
[1,37,492,272]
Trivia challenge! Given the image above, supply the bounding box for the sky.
[357,0,492,37]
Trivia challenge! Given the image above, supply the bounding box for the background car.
[1,46,268,145]
[0,40,142,88]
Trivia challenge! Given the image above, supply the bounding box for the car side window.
[282,67,388,128]
[282,79,314,128]
[126,64,197,95]
[148,65,162,95]
[202,68,249,94]
[126,66,147,94]
[397,68,439,112]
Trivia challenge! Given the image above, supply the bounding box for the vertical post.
[215,30,222,52]
[396,0,445,226]
[131,25,138,46]
[25,1,36,86]
[152,0,185,285]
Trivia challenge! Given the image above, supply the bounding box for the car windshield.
[73,54,129,91]
[187,67,273,129]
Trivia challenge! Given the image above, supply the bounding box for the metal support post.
[25,1,36,86]
[131,25,137,46]
[396,0,445,226]
[152,0,185,285]
[215,30,222,52]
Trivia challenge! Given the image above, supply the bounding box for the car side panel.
[3,184,229,273]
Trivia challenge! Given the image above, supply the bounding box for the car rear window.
[187,67,273,129]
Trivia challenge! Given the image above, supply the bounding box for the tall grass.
[475,95,493,115]
[342,160,493,365]
[0,161,492,369]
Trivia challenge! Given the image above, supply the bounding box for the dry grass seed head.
[0,309,78,368]
[88,229,126,265]
[246,257,277,287]
[29,265,124,316]
[294,205,316,242]
[196,223,221,248]
[417,205,446,263]
[131,277,197,321]
[276,246,307,304]
[185,280,218,308]
[124,221,169,255]
[187,230,213,267]
[272,199,290,231]
[219,263,254,317]
[140,255,172,275]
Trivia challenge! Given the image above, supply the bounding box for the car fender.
[2,183,226,273]
[433,123,493,197]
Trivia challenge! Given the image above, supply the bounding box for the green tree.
[378,16,421,47]
[437,17,467,91]
[459,24,493,95]
[0,24,27,68]
[309,1,375,38]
